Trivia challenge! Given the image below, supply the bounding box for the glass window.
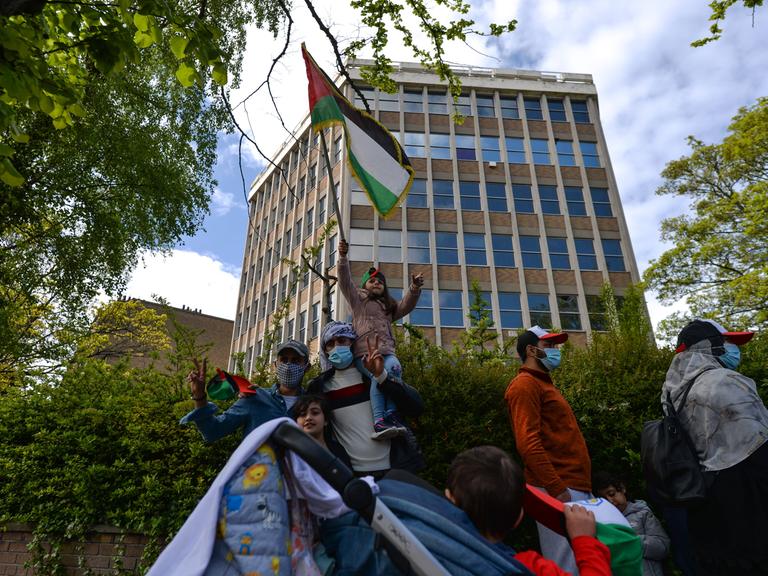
[404,132,426,158]
[539,185,560,214]
[299,175,306,197]
[499,292,522,328]
[411,289,434,325]
[270,283,277,313]
[500,95,519,119]
[407,178,428,208]
[403,89,423,113]
[430,133,451,159]
[378,90,399,112]
[428,91,448,114]
[558,294,582,330]
[528,293,552,328]
[408,231,431,263]
[306,208,314,237]
[586,294,612,332]
[299,310,306,342]
[333,136,342,164]
[439,290,464,327]
[556,140,576,166]
[460,181,481,211]
[531,139,550,164]
[524,97,543,120]
[591,187,612,217]
[353,87,376,109]
[455,134,477,161]
[259,291,267,319]
[520,235,543,268]
[300,133,309,158]
[328,234,337,268]
[318,196,326,226]
[476,94,495,117]
[433,179,454,209]
[505,137,526,164]
[455,93,472,116]
[512,184,534,213]
[350,179,367,205]
[571,100,590,123]
[464,233,487,266]
[486,182,508,212]
[480,136,501,162]
[492,234,515,267]
[580,141,600,167]
[575,238,598,270]
[287,318,295,340]
[436,232,459,264]
[548,98,567,122]
[309,162,317,189]
[547,237,571,270]
[379,229,402,263]
[565,186,587,216]
[602,239,626,272]
[311,302,320,339]
[350,228,374,261]
[279,275,287,303]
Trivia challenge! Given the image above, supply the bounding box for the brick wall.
[0,524,154,576]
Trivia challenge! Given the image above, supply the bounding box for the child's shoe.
[371,417,407,440]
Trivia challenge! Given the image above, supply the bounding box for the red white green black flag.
[301,44,414,219]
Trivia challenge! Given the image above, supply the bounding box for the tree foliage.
[692,0,764,46]
[644,97,768,331]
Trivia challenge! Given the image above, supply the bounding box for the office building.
[230,60,641,372]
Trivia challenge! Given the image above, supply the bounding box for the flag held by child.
[301,44,414,219]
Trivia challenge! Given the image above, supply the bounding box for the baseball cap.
[361,267,386,287]
[516,325,568,360]
[276,339,309,359]
[676,319,754,353]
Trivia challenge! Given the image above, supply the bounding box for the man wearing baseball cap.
[181,339,311,444]
[662,319,768,575]
[505,326,592,574]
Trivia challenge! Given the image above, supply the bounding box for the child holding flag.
[337,238,423,440]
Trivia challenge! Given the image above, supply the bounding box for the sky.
[124,0,768,329]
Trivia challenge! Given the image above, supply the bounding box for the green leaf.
[52,116,68,129]
[39,93,55,115]
[11,132,29,144]
[134,30,155,49]
[0,157,25,186]
[175,63,197,87]
[0,143,14,157]
[69,103,86,117]
[133,13,150,32]
[169,36,189,60]
[211,63,227,85]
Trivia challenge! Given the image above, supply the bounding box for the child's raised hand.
[338,239,349,257]
[411,273,424,288]
[564,504,596,539]
[363,334,384,378]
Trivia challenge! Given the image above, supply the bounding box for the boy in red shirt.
[445,446,611,575]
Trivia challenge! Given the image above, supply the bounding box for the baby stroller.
[148,417,532,576]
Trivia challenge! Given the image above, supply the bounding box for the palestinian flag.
[206,368,256,400]
[523,485,643,576]
[301,43,414,218]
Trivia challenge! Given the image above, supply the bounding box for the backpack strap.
[665,367,715,417]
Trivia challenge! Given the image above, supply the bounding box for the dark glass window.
[602,239,625,272]
[580,141,600,167]
[436,232,459,264]
[460,181,481,211]
[558,294,582,330]
[439,290,464,327]
[548,98,567,122]
[492,234,515,267]
[428,91,448,114]
[500,96,519,119]
[571,100,590,123]
[404,132,425,158]
[433,179,454,209]
[556,140,576,166]
[486,182,508,212]
[464,233,487,266]
[407,178,428,208]
[565,186,587,216]
[476,94,495,117]
[455,93,472,116]
[531,139,550,164]
[411,289,434,325]
[575,238,598,270]
[539,185,560,214]
[403,89,423,113]
[524,97,543,120]
[408,231,430,263]
[512,184,534,213]
[547,237,571,269]
[455,134,476,161]
[480,136,501,162]
[591,187,612,217]
[499,292,522,328]
[528,293,552,328]
[520,235,543,268]
[506,137,526,163]
[430,133,451,159]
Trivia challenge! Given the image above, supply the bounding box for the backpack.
[641,376,707,506]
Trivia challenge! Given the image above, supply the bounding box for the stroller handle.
[272,422,374,516]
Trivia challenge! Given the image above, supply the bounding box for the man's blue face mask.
[328,345,354,369]
[536,347,562,371]
[719,341,741,370]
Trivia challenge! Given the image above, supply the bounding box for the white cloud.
[210,187,237,217]
[125,250,240,320]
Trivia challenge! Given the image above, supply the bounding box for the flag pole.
[318,129,346,243]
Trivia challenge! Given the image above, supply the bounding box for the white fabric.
[326,367,391,472]
[535,487,592,576]
[147,417,349,576]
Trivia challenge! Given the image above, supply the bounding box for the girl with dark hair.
[291,394,352,469]
[337,239,423,440]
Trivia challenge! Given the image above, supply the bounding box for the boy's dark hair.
[290,394,329,421]
[446,446,524,539]
[593,470,628,497]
